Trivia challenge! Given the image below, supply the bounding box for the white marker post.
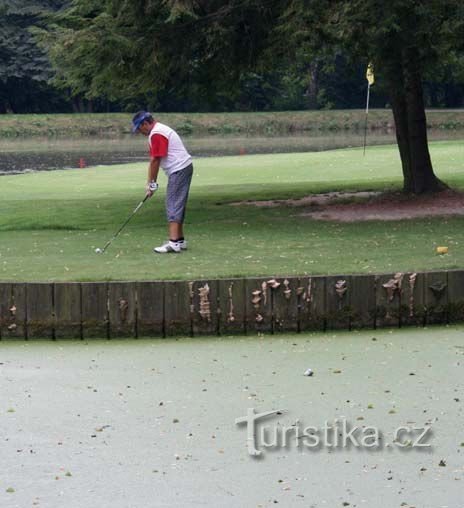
[363,63,375,156]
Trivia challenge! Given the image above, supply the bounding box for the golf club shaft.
[102,195,149,252]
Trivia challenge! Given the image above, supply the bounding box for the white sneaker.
[178,239,187,250]
[154,240,181,253]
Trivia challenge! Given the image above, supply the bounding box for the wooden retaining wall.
[1,271,464,339]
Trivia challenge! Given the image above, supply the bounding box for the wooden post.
[218,279,246,336]
[218,279,246,335]
[164,281,191,337]
[191,280,219,336]
[376,273,402,328]
[350,274,376,330]
[245,278,274,335]
[108,282,137,338]
[325,275,352,330]
[0,283,12,339]
[425,271,448,325]
[272,277,299,333]
[400,272,425,327]
[54,283,82,339]
[136,281,164,337]
[298,276,326,332]
[447,270,464,323]
[26,283,54,339]
[81,283,109,339]
[0,284,27,338]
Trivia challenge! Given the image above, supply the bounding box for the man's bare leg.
[169,221,183,241]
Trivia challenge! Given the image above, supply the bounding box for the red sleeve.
[150,134,169,158]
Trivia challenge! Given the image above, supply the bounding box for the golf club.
[95,194,150,254]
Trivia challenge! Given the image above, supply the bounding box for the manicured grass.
[1,141,464,281]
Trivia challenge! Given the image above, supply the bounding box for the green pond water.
[0,326,463,507]
[2,129,464,174]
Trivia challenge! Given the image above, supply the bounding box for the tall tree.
[276,0,464,193]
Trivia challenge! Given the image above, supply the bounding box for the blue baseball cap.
[131,111,152,133]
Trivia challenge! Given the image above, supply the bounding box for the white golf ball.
[95,248,102,254]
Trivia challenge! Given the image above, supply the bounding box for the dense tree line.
[0,0,67,113]
[0,0,463,115]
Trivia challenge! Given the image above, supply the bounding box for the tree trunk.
[72,95,86,113]
[4,99,14,114]
[389,88,412,190]
[305,61,319,109]
[386,49,448,194]
[72,96,80,113]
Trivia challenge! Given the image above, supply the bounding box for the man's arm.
[146,157,161,197]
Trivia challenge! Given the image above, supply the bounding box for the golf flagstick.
[97,194,150,254]
[363,63,375,156]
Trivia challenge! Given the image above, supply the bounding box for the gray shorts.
[166,163,193,223]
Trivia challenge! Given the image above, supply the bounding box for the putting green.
[1,141,464,281]
[0,326,463,506]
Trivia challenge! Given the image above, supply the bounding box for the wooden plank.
[245,278,274,335]
[218,279,246,336]
[164,281,191,337]
[447,270,464,323]
[376,273,402,328]
[26,283,54,339]
[108,282,137,338]
[273,277,299,333]
[425,271,448,325]
[136,281,164,337]
[191,280,219,336]
[81,283,109,339]
[325,275,352,330]
[54,283,82,339]
[6,284,27,339]
[400,272,426,327]
[350,274,376,330]
[297,276,326,332]
[0,283,12,339]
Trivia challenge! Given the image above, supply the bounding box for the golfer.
[132,111,193,253]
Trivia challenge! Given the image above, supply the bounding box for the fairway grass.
[1,141,464,282]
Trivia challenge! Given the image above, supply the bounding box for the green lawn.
[1,141,464,282]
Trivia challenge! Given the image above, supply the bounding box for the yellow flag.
[366,63,375,86]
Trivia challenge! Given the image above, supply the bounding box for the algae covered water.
[0,326,463,507]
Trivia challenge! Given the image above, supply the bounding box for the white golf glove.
[146,181,159,193]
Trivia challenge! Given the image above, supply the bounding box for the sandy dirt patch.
[233,190,464,222]
[231,191,381,208]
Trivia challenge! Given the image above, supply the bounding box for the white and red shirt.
[148,122,192,176]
